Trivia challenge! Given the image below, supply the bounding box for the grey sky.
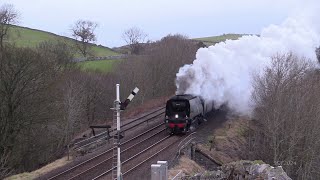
[4,0,303,47]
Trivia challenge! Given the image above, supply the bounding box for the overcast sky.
[3,0,304,47]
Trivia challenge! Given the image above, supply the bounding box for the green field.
[5,26,248,73]
[78,59,122,73]
[6,25,119,57]
[194,34,245,46]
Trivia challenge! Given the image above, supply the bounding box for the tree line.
[248,53,320,179]
[71,21,148,57]
[2,3,320,179]
[0,4,200,178]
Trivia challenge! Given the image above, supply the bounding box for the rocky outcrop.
[182,160,291,180]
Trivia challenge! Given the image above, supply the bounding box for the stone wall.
[72,55,127,62]
[181,160,292,180]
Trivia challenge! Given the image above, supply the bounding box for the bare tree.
[251,53,320,179]
[116,34,197,104]
[145,34,197,96]
[0,45,61,174]
[71,20,98,57]
[316,46,320,64]
[0,4,18,50]
[60,72,86,145]
[0,150,12,179]
[122,27,147,55]
[37,40,75,71]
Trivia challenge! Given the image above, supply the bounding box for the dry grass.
[5,156,72,180]
[168,116,252,178]
[197,117,251,164]
[169,155,204,179]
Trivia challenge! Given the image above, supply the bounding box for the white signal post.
[116,84,121,179]
[114,84,139,180]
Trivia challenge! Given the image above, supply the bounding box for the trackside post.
[111,84,139,180]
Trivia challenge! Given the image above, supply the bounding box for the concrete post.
[157,161,168,180]
[151,164,162,180]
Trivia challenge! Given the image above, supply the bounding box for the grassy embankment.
[7,27,248,73]
[78,59,122,73]
[7,25,121,73]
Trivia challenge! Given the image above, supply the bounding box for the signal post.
[111,84,139,180]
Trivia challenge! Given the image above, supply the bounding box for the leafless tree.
[83,74,101,125]
[0,40,83,173]
[145,34,197,96]
[116,34,197,105]
[251,53,320,179]
[0,33,198,176]
[71,20,98,57]
[0,45,62,174]
[37,40,76,70]
[61,72,87,144]
[122,27,147,55]
[0,150,12,179]
[0,4,18,50]
[316,46,320,64]
[0,4,18,80]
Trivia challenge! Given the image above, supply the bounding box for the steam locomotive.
[164,94,215,134]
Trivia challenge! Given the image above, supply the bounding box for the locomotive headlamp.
[175,114,178,118]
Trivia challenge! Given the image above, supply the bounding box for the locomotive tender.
[165,94,214,134]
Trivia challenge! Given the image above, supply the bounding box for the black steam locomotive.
[164,94,214,134]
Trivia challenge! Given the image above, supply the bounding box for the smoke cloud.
[176,7,320,116]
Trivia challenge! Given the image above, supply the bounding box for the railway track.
[47,107,166,180]
[91,134,196,180]
[92,135,177,180]
[74,107,165,151]
[68,126,167,180]
[121,133,195,180]
[42,100,227,180]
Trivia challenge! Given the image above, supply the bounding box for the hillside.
[6,25,119,57]
[78,59,123,73]
[193,34,247,46]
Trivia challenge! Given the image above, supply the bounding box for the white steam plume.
[176,9,320,116]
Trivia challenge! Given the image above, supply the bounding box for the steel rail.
[91,135,172,180]
[68,128,167,180]
[74,106,165,146]
[123,137,181,176]
[75,110,164,150]
[48,122,165,180]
